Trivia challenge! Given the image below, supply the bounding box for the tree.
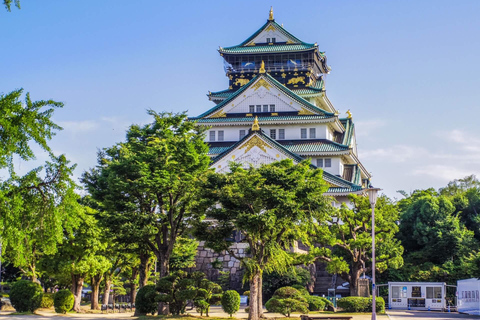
[311,194,404,296]
[194,160,330,320]
[264,286,308,317]
[40,208,107,312]
[3,0,20,11]
[2,155,79,283]
[82,111,210,285]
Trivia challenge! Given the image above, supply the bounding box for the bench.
[301,316,353,320]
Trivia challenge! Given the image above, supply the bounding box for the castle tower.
[191,8,371,200]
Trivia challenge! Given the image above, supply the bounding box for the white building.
[458,278,480,315]
[190,8,372,200]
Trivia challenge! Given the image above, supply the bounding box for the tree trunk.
[248,272,261,320]
[157,253,170,315]
[138,252,150,288]
[102,274,112,305]
[130,266,139,304]
[349,267,362,297]
[257,274,264,318]
[90,274,102,310]
[72,274,85,312]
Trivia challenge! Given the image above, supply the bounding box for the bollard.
[448,306,451,312]
[428,306,431,311]
[408,304,411,310]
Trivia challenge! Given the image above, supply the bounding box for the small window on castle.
[256,105,261,113]
[279,129,285,139]
[218,130,224,141]
[249,105,254,113]
[301,128,307,139]
[239,130,246,139]
[263,105,269,112]
[272,38,276,43]
[310,128,316,139]
[266,38,271,43]
[325,158,332,167]
[270,104,275,112]
[316,159,323,168]
[270,129,276,139]
[209,131,215,142]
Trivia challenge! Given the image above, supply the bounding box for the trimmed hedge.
[40,293,54,308]
[337,296,385,313]
[265,286,309,317]
[54,289,74,314]
[136,285,157,315]
[306,295,326,311]
[221,290,241,317]
[10,280,43,313]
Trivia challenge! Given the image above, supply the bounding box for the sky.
[1,0,480,199]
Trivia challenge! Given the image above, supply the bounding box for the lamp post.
[367,188,381,320]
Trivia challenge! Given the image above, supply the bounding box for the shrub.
[40,293,54,308]
[54,289,74,314]
[265,286,308,317]
[306,295,325,311]
[221,290,240,317]
[337,296,384,313]
[263,268,311,302]
[10,280,43,313]
[319,297,334,310]
[135,285,157,315]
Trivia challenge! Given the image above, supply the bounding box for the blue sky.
[1,0,480,199]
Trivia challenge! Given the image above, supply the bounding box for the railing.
[226,63,319,74]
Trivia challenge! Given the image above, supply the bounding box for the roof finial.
[268,6,274,21]
[259,60,266,73]
[252,116,260,131]
[346,109,352,119]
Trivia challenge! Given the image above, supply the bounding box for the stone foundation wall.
[194,242,248,291]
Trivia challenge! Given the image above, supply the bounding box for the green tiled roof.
[282,141,349,153]
[238,20,306,47]
[208,130,363,195]
[195,115,331,123]
[219,43,316,55]
[191,73,333,119]
[208,89,234,100]
[340,118,354,146]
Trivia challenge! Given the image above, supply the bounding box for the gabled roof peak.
[268,7,274,21]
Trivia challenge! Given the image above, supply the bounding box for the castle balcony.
[226,63,319,76]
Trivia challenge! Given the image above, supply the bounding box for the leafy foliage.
[263,267,311,302]
[10,280,43,312]
[221,290,240,317]
[3,0,20,11]
[305,295,326,311]
[40,293,54,308]
[337,296,384,313]
[265,286,308,317]
[136,285,157,315]
[54,289,74,314]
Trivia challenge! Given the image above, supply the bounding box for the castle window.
[279,129,285,139]
[270,104,275,112]
[309,128,316,139]
[270,129,276,139]
[256,105,261,113]
[325,158,332,167]
[272,38,276,43]
[263,105,269,112]
[249,105,254,113]
[209,131,215,141]
[218,130,224,141]
[239,130,246,139]
[316,159,323,168]
[301,128,307,139]
[266,37,271,43]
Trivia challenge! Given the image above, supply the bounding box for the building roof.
[207,129,363,195]
[219,43,317,55]
[191,72,334,120]
[194,114,332,124]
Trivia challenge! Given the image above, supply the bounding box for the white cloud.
[354,119,386,137]
[359,145,427,163]
[412,165,476,181]
[58,120,99,134]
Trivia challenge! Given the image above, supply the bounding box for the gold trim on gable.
[266,24,276,32]
[239,136,272,153]
[209,109,226,118]
[298,107,316,115]
[252,78,272,91]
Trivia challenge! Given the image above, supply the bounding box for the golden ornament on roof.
[252,116,260,131]
[346,110,352,119]
[269,7,274,21]
[259,60,266,73]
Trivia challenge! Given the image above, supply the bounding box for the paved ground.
[386,310,480,320]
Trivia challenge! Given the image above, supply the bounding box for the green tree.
[82,111,210,283]
[3,0,20,11]
[194,160,330,320]
[311,194,403,296]
[2,155,79,283]
[264,286,308,317]
[194,277,222,316]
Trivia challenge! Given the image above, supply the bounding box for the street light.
[367,188,381,320]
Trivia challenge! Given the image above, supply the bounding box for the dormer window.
[272,38,276,43]
[266,38,271,43]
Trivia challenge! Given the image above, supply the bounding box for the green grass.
[9,311,35,315]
